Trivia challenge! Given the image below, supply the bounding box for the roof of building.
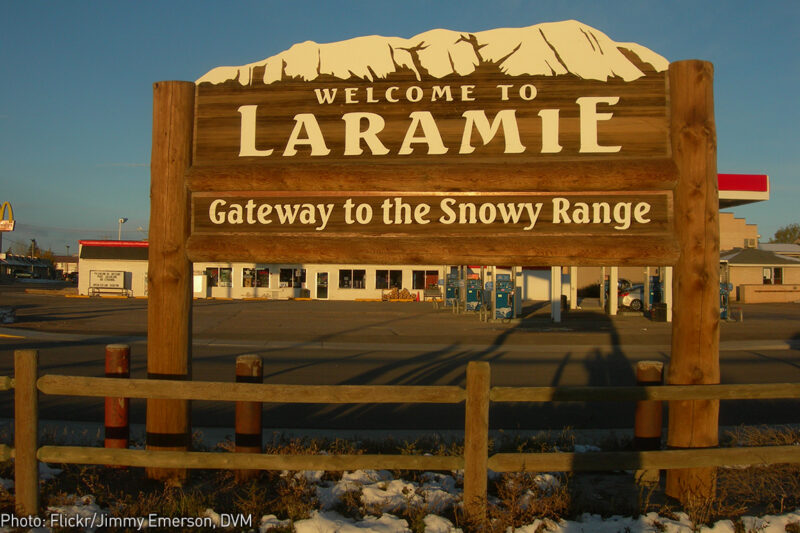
[0,253,53,268]
[79,240,148,261]
[759,243,800,254]
[721,247,800,265]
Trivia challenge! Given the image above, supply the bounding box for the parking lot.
[1,284,799,430]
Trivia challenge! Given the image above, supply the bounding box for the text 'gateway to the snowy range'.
[192,194,672,236]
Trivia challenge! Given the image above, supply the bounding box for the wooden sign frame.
[147,31,719,501]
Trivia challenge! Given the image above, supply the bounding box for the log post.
[634,361,663,485]
[105,344,130,451]
[146,80,195,482]
[14,349,39,516]
[666,60,720,502]
[464,361,490,521]
[235,355,263,481]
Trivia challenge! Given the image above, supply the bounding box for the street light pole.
[118,218,128,240]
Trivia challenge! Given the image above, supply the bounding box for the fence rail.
[490,383,800,402]
[3,351,800,518]
[36,375,466,404]
[37,447,464,472]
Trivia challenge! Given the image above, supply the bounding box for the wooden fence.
[3,350,800,517]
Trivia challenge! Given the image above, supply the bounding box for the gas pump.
[720,261,732,319]
[720,283,733,319]
[648,276,662,306]
[445,273,459,307]
[466,278,483,311]
[495,274,513,319]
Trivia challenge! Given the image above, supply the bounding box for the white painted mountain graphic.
[198,20,668,86]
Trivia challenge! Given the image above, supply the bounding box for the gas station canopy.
[718,174,769,208]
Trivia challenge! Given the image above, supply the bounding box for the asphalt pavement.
[1,284,799,431]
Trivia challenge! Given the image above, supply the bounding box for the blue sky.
[1,0,798,254]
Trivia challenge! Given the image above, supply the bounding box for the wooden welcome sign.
[184,20,678,266]
[148,20,720,501]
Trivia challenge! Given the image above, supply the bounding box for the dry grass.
[1,426,799,532]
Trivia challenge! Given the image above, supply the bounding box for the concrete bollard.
[235,354,263,481]
[104,344,130,450]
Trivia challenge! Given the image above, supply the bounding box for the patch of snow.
[342,469,394,485]
[533,473,561,493]
[46,494,108,533]
[293,510,410,533]
[361,479,419,513]
[574,443,602,453]
[423,514,462,533]
[259,514,292,532]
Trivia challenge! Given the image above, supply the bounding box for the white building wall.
[190,262,444,301]
[78,258,149,297]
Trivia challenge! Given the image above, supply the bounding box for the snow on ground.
[2,466,799,532]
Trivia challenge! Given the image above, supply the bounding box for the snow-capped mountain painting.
[197,20,668,86]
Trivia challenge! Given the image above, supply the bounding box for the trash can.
[650,303,667,322]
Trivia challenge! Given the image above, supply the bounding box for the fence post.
[105,344,130,451]
[464,361,490,521]
[666,59,720,502]
[14,349,39,516]
[235,355,263,481]
[146,80,195,482]
[634,361,663,485]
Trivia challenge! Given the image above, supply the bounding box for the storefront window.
[280,268,306,288]
[243,267,270,288]
[339,269,366,289]
[389,270,403,289]
[256,268,270,287]
[243,268,255,287]
[206,267,232,288]
[412,270,439,290]
[376,269,403,289]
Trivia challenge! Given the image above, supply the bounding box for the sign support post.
[666,60,720,501]
[146,80,195,481]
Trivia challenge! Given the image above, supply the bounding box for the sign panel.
[192,191,672,237]
[194,21,669,169]
[0,202,14,232]
[89,270,125,289]
[187,21,678,265]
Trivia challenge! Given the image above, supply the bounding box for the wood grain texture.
[186,233,680,266]
[464,362,490,519]
[665,60,720,502]
[193,74,669,165]
[489,445,800,473]
[37,375,467,404]
[38,447,463,472]
[186,158,679,193]
[14,350,39,516]
[489,383,800,402]
[147,80,195,481]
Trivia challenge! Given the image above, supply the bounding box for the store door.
[316,272,328,299]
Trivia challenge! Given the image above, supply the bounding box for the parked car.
[619,284,644,311]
